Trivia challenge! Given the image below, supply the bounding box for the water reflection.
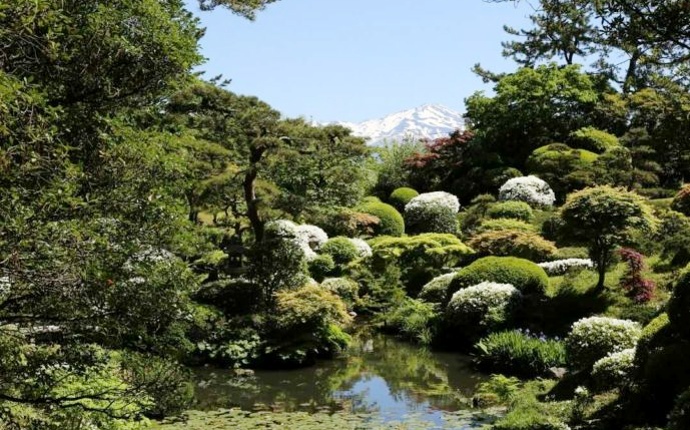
[193,327,488,422]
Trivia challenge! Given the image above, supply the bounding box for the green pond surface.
[155,329,502,429]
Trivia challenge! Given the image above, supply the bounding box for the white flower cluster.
[405,191,461,214]
[447,281,521,317]
[538,258,594,275]
[499,175,556,207]
[266,219,299,238]
[567,316,641,368]
[296,224,329,251]
[592,348,636,379]
[0,276,10,298]
[348,238,372,258]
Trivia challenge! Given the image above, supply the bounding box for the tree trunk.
[244,146,266,242]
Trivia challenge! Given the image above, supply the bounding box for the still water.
[156,329,501,429]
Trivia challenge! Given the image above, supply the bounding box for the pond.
[155,328,502,429]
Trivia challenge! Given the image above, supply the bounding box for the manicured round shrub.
[404,191,460,234]
[475,330,567,378]
[450,256,550,297]
[487,201,534,221]
[537,258,593,276]
[295,224,328,250]
[418,272,456,304]
[667,267,690,339]
[634,313,672,367]
[671,184,690,216]
[321,277,359,308]
[264,219,317,260]
[320,237,360,266]
[389,187,419,212]
[668,387,690,430]
[468,230,556,262]
[446,282,521,339]
[308,254,335,282]
[347,237,372,258]
[565,316,641,370]
[475,218,537,234]
[357,201,404,237]
[525,143,598,198]
[591,348,636,391]
[569,126,620,153]
[499,175,556,207]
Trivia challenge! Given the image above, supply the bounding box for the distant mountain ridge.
[333,104,465,145]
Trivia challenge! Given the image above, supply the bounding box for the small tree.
[618,248,655,303]
[559,186,656,292]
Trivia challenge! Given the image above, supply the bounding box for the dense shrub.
[525,143,599,198]
[469,229,556,261]
[321,277,359,309]
[671,184,690,216]
[668,388,690,430]
[475,330,567,378]
[634,313,671,367]
[295,224,329,251]
[193,278,263,315]
[370,233,473,295]
[450,256,550,296]
[537,258,593,276]
[322,208,380,238]
[499,175,556,207]
[569,126,620,153]
[268,285,353,365]
[321,236,360,266]
[487,201,534,221]
[389,187,419,211]
[667,267,690,339]
[404,191,460,234]
[460,193,497,233]
[446,282,521,340]
[591,348,636,391]
[247,235,309,302]
[308,254,335,282]
[358,201,405,236]
[565,316,641,370]
[475,218,536,234]
[418,272,456,304]
[348,237,372,258]
[264,219,317,260]
[378,298,438,344]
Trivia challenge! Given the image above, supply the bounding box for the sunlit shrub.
[358,201,405,236]
[671,184,690,216]
[469,229,556,261]
[418,272,456,304]
[405,191,461,234]
[475,218,536,234]
[569,126,620,153]
[321,237,360,266]
[378,298,438,344]
[450,256,549,296]
[389,187,419,212]
[295,224,328,250]
[537,258,593,276]
[499,175,556,207]
[487,201,534,222]
[591,348,635,391]
[565,316,641,370]
[348,237,372,258]
[446,282,521,340]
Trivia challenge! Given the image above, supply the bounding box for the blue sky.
[185,0,533,123]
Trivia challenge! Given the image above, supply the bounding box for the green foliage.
[316,207,380,238]
[378,298,438,344]
[370,139,423,197]
[591,348,636,392]
[370,234,474,295]
[559,186,657,290]
[476,218,537,234]
[569,127,620,153]
[491,380,570,430]
[476,374,521,405]
[308,254,335,282]
[194,278,263,316]
[321,277,360,310]
[469,229,557,261]
[667,267,690,339]
[450,256,550,296]
[475,330,567,378]
[525,143,598,198]
[389,187,419,211]
[671,184,690,216]
[321,237,360,266]
[634,313,672,367]
[565,317,641,370]
[487,201,534,222]
[267,285,352,365]
[357,201,405,237]
[247,236,309,306]
[418,273,456,305]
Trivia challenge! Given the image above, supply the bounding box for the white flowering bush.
[296,224,329,250]
[404,191,461,234]
[591,348,636,391]
[418,272,455,304]
[265,220,317,261]
[566,316,641,370]
[538,258,594,275]
[347,238,372,258]
[265,219,299,238]
[498,175,556,207]
[446,282,521,338]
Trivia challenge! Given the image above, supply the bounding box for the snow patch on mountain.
[333,104,465,145]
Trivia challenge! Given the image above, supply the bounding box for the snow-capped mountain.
[335,104,465,145]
